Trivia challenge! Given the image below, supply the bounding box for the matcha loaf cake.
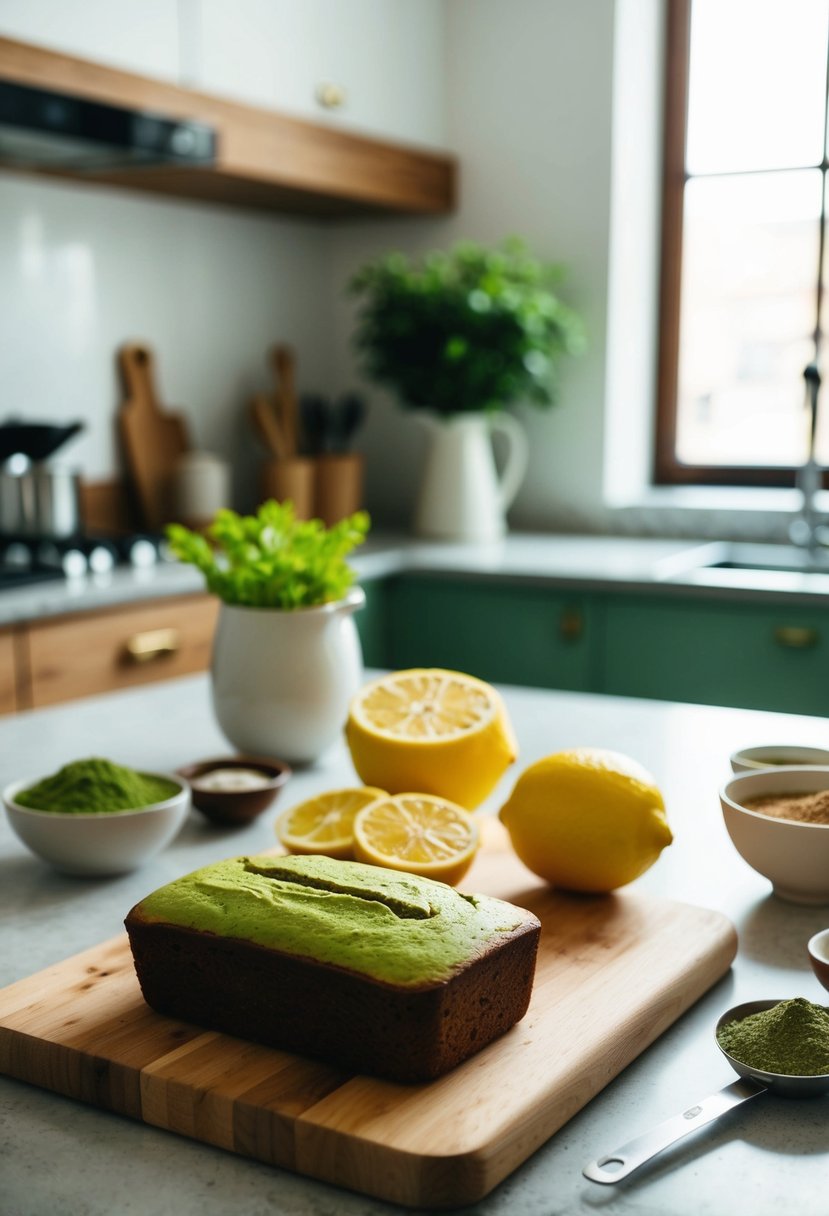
[125,853,540,1082]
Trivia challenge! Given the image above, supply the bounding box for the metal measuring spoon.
[583,999,829,1185]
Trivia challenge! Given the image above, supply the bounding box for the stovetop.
[0,532,167,591]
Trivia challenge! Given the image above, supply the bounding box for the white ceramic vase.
[210,587,365,765]
[413,412,529,543]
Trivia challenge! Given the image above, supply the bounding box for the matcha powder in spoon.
[15,758,180,814]
[717,998,829,1076]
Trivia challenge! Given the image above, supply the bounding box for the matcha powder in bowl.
[14,758,181,814]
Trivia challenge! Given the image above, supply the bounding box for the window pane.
[676,172,821,467]
[687,0,828,174]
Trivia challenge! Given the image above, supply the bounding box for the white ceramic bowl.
[807,928,829,993]
[720,767,829,905]
[3,774,190,876]
[730,745,829,773]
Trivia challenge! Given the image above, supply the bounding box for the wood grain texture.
[0,36,456,218]
[118,343,190,532]
[26,594,219,708]
[0,628,18,715]
[0,826,737,1208]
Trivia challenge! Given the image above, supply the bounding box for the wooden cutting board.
[0,828,736,1209]
[118,342,190,531]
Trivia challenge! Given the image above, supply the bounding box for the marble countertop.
[3,531,829,627]
[2,674,828,1216]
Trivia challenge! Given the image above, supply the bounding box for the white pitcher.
[210,587,365,765]
[413,412,529,543]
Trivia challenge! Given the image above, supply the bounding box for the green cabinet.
[387,575,596,691]
[601,595,829,716]
[357,570,829,715]
[355,577,392,668]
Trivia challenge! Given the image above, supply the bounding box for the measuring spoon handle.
[582,1077,766,1185]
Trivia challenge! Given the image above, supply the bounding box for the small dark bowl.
[808,928,829,993]
[177,755,291,826]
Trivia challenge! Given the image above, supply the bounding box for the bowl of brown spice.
[720,767,829,905]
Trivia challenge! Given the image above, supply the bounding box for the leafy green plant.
[166,501,370,609]
[349,237,585,416]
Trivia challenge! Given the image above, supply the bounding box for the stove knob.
[88,543,117,574]
[127,538,159,568]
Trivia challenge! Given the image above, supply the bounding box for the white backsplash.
[0,173,336,512]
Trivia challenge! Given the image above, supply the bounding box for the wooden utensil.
[272,344,298,457]
[118,343,190,531]
[250,394,287,460]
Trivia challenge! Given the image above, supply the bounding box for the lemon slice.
[275,786,386,859]
[352,792,480,886]
[345,668,517,810]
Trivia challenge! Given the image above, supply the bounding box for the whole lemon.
[499,747,672,892]
[345,668,517,810]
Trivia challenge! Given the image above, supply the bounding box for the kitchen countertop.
[2,674,828,1216]
[2,530,829,627]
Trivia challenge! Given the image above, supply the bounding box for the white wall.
[329,0,617,532]
[0,174,334,511]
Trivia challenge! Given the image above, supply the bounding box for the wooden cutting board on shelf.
[118,342,189,531]
[0,825,736,1209]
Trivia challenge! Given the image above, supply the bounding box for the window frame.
[654,0,825,488]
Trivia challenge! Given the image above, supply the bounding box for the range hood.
[0,79,216,171]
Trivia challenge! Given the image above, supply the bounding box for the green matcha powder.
[16,757,179,814]
[717,997,829,1076]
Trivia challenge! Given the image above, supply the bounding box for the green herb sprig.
[166,501,370,609]
[349,237,585,417]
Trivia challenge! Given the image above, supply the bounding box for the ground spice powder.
[742,790,829,825]
[717,997,829,1076]
[15,757,179,814]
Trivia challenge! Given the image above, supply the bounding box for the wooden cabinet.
[0,34,456,218]
[388,576,595,692]
[196,0,447,148]
[601,595,829,716]
[18,594,219,711]
[0,629,18,714]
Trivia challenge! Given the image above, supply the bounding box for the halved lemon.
[345,668,517,810]
[352,792,480,886]
[275,786,386,858]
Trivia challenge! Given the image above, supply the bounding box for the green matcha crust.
[133,853,529,986]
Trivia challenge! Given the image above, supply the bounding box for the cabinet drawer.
[24,595,220,709]
[388,577,594,691]
[602,597,829,715]
[0,628,17,715]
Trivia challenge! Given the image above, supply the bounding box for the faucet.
[789,362,829,554]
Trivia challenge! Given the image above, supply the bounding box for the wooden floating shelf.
[0,36,457,218]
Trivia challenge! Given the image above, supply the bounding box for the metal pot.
[0,465,82,538]
[0,419,84,464]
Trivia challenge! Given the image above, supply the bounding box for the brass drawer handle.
[559,609,584,642]
[773,626,819,650]
[124,627,181,663]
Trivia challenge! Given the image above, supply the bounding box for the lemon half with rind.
[275,786,387,859]
[353,792,480,886]
[345,668,518,810]
[499,747,673,892]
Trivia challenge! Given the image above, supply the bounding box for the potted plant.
[349,237,584,542]
[167,501,369,764]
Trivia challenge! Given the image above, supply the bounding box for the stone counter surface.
[2,531,829,627]
[1,674,828,1216]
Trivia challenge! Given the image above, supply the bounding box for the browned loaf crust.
[125,860,540,1083]
[126,914,539,1083]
